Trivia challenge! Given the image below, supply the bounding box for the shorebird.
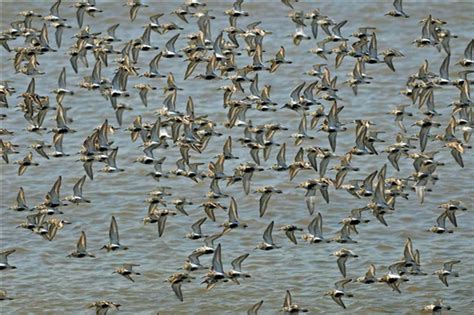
[319,102,346,152]
[134,83,156,107]
[126,0,148,22]
[280,224,303,245]
[256,221,279,250]
[101,216,128,251]
[357,264,377,284]
[193,232,223,255]
[378,261,410,293]
[332,248,358,277]
[0,249,16,270]
[68,231,95,258]
[183,253,205,272]
[221,196,247,232]
[268,46,292,73]
[42,175,64,208]
[339,208,370,234]
[385,0,409,18]
[0,289,13,300]
[186,217,207,240]
[64,175,90,204]
[381,49,404,72]
[167,272,193,302]
[247,300,264,315]
[302,212,329,243]
[458,39,473,67]
[271,143,289,171]
[434,260,461,287]
[100,148,125,173]
[88,301,120,315]
[255,186,282,217]
[226,253,251,284]
[281,290,308,314]
[200,201,227,222]
[15,152,39,176]
[325,279,353,309]
[9,187,30,211]
[429,211,454,233]
[113,263,141,282]
[52,67,74,103]
[202,244,228,290]
[438,200,467,227]
[422,299,451,314]
[331,224,357,244]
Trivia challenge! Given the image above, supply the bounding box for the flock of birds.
[0,0,473,314]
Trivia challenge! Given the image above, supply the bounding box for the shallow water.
[1,1,473,314]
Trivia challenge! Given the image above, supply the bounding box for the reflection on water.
[1,1,473,314]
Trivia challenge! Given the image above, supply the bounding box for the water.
[1,1,473,314]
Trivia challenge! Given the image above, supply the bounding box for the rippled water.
[1,1,473,314]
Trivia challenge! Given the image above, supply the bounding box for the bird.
[64,175,90,204]
[339,208,370,234]
[268,46,292,73]
[325,279,353,309]
[256,221,279,250]
[167,272,193,302]
[221,196,247,232]
[271,142,289,171]
[143,52,166,78]
[357,264,377,284]
[377,261,409,293]
[88,301,120,315]
[134,83,156,107]
[458,39,473,67]
[280,224,303,245]
[9,187,31,211]
[381,49,404,72]
[429,211,454,233]
[423,299,451,314]
[101,216,128,251]
[202,243,228,290]
[126,0,148,22]
[0,249,16,270]
[255,185,282,217]
[60,223,90,254]
[0,289,13,300]
[193,232,223,256]
[200,201,227,222]
[302,212,329,243]
[445,141,467,168]
[331,224,357,244]
[434,260,461,287]
[113,263,141,282]
[319,101,347,152]
[156,209,177,237]
[100,148,125,173]
[226,253,251,284]
[15,152,39,176]
[439,200,467,227]
[52,67,74,103]
[332,248,358,277]
[186,217,208,240]
[385,0,409,18]
[280,290,308,314]
[182,252,205,272]
[247,300,264,315]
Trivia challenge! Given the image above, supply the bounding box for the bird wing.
[263,221,274,244]
[109,216,120,244]
[231,253,249,272]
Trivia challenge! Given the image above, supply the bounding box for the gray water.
[1,1,473,314]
